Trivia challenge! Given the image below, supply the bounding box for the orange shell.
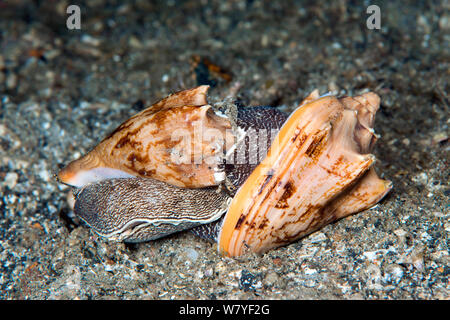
[218,92,391,257]
[58,86,235,188]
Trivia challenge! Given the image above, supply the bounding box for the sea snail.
[58,85,392,257]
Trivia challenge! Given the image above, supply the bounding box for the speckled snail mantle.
[58,86,392,257]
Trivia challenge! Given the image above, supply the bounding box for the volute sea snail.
[58,85,392,257]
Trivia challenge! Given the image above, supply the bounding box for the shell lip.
[217,96,336,257]
[54,171,75,188]
[58,167,136,188]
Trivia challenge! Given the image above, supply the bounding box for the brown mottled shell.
[218,91,392,256]
[58,86,235,188]
[60,86,392,258]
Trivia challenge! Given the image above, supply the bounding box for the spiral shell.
[217,91,392,256]
[58,86,234,188]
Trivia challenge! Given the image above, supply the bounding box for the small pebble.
[412,172,428,185]
[308,232,327,243]
[365,264,383,290]
[184,247,199,262]
[3,172,18,189]
[6,73,17,89]
[439,15,449,31]
[81,34,101,46]
[303,266,317,276]
[0,124,7,135]
[384,264,404,284]
[264,271,280,286]
[38,169,51,182]
[394,229,407,238]
[432,132,448,144]
[261,34,269,47]
[204,268,214,277]
[410,247,425,271]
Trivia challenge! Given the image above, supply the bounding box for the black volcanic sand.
[0,0,448,299]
